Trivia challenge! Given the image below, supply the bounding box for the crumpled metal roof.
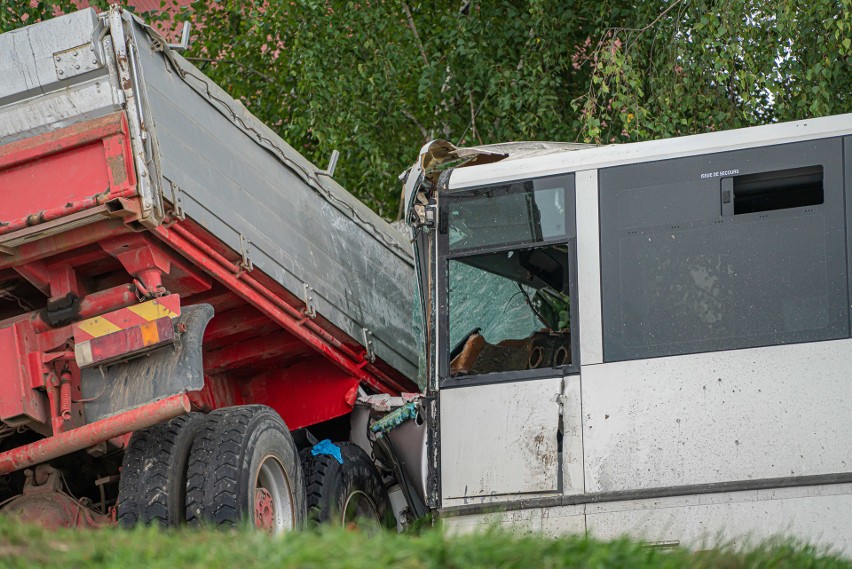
[414,139,595,170]
[453,141,594,166]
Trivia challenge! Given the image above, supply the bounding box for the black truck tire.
[185,405,306,532]
[300,442,393,528]
[117,412,205,527]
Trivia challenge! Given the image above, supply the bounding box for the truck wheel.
[185,405,306,532]
[117,412,204,527]
[301,442,393,529]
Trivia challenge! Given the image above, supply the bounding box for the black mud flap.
[81,304,214,422]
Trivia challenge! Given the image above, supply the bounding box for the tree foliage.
[577,0,852,143]
[2,0,850,217]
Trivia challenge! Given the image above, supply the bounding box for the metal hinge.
[167,180,185,220]
[362,328,376,363]
[424,203,437,227]
[303,284,316,318]
[239,234,253,272]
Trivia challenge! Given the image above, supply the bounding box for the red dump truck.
[0,7,422,531]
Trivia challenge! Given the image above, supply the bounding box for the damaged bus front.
[401,119,852,553]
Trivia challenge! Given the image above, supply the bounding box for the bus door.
[435,174,578,503]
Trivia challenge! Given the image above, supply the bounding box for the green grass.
[0,518,848,569]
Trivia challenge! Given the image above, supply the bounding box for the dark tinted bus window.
[599,139,848,362]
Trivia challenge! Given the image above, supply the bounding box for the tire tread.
[117,413,203,527]
[299,442,391,527]
[185,405,305,529]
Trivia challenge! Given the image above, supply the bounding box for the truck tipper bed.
[0,7,418,529]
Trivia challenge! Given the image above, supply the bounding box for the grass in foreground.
[0,518,848,569]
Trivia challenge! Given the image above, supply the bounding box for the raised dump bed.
[0,7,417,381]
[0,7,418,530]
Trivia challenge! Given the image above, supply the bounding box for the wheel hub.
[254,487,275,531]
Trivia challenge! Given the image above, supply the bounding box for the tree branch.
[401,108,430,141]
[468,91,481,144]
[625,0,684,50]
[401,2,429,67]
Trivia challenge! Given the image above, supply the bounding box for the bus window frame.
[437,174,580,389]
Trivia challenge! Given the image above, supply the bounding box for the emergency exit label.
[700,169,740,179]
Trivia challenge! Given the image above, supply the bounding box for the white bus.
[401,114,852,553]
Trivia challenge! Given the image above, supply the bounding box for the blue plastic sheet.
[310,439,343,464]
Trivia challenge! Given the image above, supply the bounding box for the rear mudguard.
[80,304,213,422]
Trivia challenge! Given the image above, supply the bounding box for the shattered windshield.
[448,245,572,376]
[444,176,575,379]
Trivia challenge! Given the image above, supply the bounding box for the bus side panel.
[442,484,852,554]
[581,339,852,492]
[585,483,852,554]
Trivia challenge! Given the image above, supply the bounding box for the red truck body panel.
[0,108,413,474]
[0,113,137,238]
